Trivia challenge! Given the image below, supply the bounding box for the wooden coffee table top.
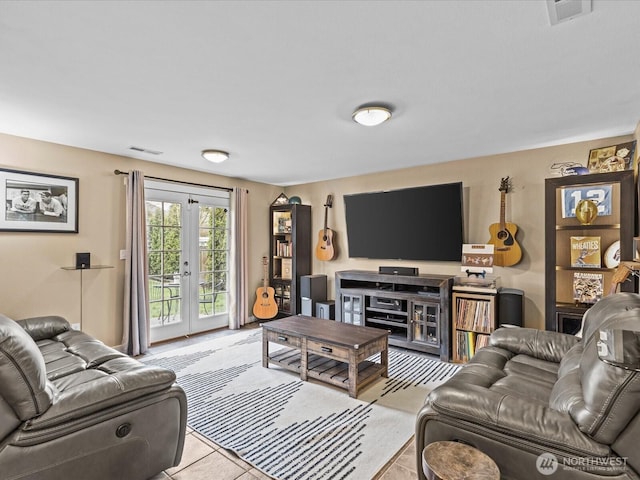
[262,315,388,348]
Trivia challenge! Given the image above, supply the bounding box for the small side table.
[422,441,499,480]
[61,265,114,330]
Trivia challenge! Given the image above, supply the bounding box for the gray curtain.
[229,187,249,329]
[121,170,149,355]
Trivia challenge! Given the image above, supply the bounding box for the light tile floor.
[150,428,418,480]
[146,325,420,480]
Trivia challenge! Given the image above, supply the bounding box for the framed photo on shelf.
[573,271,604,304]
[587,141,636,173]
[0,168,78,233]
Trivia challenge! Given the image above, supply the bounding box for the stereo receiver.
[371,296,403,311]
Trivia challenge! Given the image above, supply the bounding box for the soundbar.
[379,266,419,276]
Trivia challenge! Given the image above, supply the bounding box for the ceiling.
[1,1,639,186]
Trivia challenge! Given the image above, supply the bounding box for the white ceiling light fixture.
[352,106,392,127]
[201,149,229,163]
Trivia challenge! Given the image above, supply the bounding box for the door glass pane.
[353,296,361,313]
[146,200,183,328]
[197,205,230,318]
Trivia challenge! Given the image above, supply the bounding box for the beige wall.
[287,133,638,330]
[0,133,281,346]
[0,129,636,345]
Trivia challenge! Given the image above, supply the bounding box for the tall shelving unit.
[269,203,311,317]
[545,170,637,332]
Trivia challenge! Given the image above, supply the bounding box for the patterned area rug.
[142,328,459,480]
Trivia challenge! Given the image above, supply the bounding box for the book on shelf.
[570,236,601,267]
[475,334,491,351]
[454,297,493,333]
[281,258,292,280]
[573,271,604,304]
[456,330,491,362]
[276,240,291,257]
[456,330,469,362]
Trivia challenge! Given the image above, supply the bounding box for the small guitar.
[253,256,278,319]
[488,177,522,267]
[315,194,336,261]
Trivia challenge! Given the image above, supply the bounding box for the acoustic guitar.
[488,177,522,267]
[253,256,278,319]
[315,194,336,261]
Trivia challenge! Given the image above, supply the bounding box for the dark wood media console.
[335,270,454,361]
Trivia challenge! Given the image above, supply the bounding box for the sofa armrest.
[423,384,609,456]
[489,327,579,363]
[16,316,71,341]
[22,365,176,431]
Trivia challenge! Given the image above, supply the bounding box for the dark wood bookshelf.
[545,170,637,331]
[269,204,311,317]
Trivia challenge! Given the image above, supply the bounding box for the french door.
[145,181,230,343]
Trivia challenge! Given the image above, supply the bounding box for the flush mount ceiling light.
[352,106,392,126]
[201,149,229,163]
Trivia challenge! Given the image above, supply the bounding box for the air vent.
[129,146,163,155]
[546,0,591,25]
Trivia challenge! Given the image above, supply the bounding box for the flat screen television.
[344,182,464,261]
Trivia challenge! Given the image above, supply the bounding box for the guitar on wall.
[253,256,278,319]
[315,194,336,261]
[488,177,522,267]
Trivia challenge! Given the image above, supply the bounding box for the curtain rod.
[113,169,237,193]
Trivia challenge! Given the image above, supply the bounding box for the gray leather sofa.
[417,293,640,480]
[0,313,187,480]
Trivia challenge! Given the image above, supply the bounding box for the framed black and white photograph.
[0,168,78,233]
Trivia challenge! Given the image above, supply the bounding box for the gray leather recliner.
[0,313,187,480]
[416,293,640,480]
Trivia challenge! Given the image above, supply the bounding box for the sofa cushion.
[16,316,70,341]
[490,326,579,363]
[0,395,20,440]
[574,309,640,444]
[549,342,584,413]
[504,354,560,380]
[0,314,53,420]
[580,292,640,343]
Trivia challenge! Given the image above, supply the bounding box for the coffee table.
[262,315,389,397]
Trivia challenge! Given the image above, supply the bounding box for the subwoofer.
[498,288,524,327]
[316,300,335,320]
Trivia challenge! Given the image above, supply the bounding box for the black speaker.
[76,252,91,269]
[301,274,327,301]
[378,266,419,276]
[498,288,524,327]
